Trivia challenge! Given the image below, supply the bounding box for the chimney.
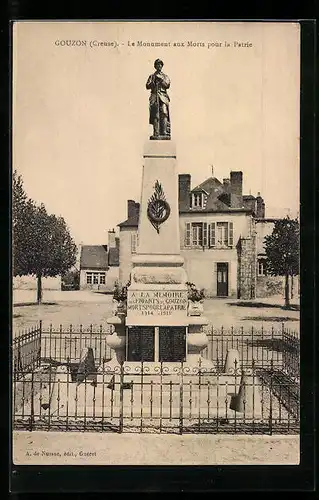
[256,192,265,218]
[108,228,116,248]
[127,200,136,218]
[230,171,243,208]
[223,178,230,194]
[178,174,191,210]
[134,202,140,218]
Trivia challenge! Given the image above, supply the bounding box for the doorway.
[216,263,229,297]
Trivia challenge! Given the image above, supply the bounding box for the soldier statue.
[146,59,171,139]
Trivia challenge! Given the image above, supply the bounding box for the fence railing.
[12,322,42,378]
[13,360,299,435]
[40,324,113,366]
[13,323,300,381]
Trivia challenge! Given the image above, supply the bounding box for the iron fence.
[13,360,299,434]
[203,325,300,379]
[12,322,42,378]
[12,323,300,434]
[40,324,113,366]
[12,323,300,382]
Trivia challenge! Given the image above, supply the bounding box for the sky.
[13,21,300,245]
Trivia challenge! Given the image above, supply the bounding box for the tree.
[264,217,299,308]
[12,171,36,277]
[12,171,77,303]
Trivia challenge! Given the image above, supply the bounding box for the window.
[217,222,228,247]
[192,222,203,246]
[192,193,202,208]
[258,258,267,276]
[185,222,208,247]
[131,232,138,253]
[185,221,233,248]
[86,272,106,285]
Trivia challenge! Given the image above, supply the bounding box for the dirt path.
[13,430,299,465]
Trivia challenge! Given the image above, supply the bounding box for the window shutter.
[209,222,216,247]
[203,222,208,247]
[224,223,229,246]
[185,222,191,246]
[229,222,234,246]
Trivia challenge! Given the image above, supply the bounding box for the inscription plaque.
[127,326,155,362]
[159,326,186,362]
[127,289,188,326]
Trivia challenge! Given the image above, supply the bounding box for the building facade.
[79,230,119,292]
[117,170,273,299]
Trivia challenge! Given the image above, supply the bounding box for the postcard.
[12,20,301,468]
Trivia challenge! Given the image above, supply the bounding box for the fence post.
[38,320,42,367]
[119,362,124,433]
[179,361,184,434]
[269,359,273,435]
[29,371,35,431]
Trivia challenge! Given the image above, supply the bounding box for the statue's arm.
[161,74,170,90]
[146,74,154,90]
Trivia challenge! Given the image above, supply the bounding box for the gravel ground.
[13,291,300,334]
[12,430,300,465]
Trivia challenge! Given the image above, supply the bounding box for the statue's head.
[154,59,164,71]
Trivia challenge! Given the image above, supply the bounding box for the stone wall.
[256,275,300,299]
[13,275,61,290]
[237,234,256,300]
[256,276,284,298]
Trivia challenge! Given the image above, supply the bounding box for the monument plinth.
[126,139,188,330]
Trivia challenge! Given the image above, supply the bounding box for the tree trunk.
[284,272,290,309]
[37,274,42,304]
[291,275,294,299]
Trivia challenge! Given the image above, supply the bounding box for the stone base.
[19,371,266,424]
[150,135,170,140]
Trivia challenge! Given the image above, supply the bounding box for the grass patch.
[14,302,58,307]
[229,301,299,311]
[242,316,300,322]
[245,338,298,353]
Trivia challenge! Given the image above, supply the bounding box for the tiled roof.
[187,176,251,213]
[118,213,139,228]
[80,245,109,270]
[118,175,261,225]
[192,177,223,193]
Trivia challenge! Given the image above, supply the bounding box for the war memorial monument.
[17,60,267,432]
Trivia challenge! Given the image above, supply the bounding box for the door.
[216,263,229,297]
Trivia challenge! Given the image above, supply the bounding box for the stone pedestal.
[187,317,211,367]
[107,139,212,366]
[105,313,126,366]
[126,139,188,332]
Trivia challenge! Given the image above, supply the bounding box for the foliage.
[113,280,131,302]
[62,268,80,290]
[264,217,299,277]
[264,217,299,307]
[264,279,284,297]
[186,281,205,302]
[12,170,77,303]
